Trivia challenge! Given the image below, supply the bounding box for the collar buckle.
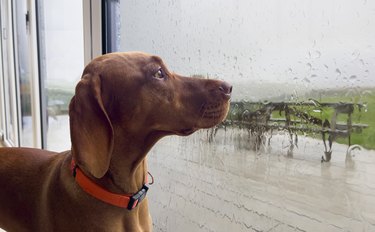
[127,185,149,210]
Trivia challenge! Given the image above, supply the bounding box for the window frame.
[0,0,102,148]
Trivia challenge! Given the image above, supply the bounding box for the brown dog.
[0,52,232,232]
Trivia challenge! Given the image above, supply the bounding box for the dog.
[0,52,232,231]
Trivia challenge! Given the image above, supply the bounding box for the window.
[13,0,38,147]
[37,0,84,150]
[0,1,374,231]
[1,0,21,146]
[120,1,375,231]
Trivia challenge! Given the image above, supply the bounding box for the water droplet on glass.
[360,102,368,112]
[303,77,311,83]
[308,98,322,107]
[315,50,321,58]
[335,68,341,75]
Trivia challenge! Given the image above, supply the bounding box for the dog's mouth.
[176,101,229,135]
[159,101,230,137]
[199,101,229,125]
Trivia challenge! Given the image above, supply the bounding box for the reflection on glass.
[120,0,375,231]
[37,0,84,151]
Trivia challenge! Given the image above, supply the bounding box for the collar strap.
[71,159,149,210]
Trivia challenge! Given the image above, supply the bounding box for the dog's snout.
[219,81,232,100]
[219,82,232,94]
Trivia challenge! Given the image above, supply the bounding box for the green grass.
[227,89,375,150]
[321,92,375,150]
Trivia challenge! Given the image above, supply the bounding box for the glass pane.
[120,1,375,231]
[14,0,34,147]
[0,2,4,140]
[0,0,18,146]
[37,0,84,151]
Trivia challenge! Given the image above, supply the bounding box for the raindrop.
[335,68,342,75]
[303,77,311,83]
[311,74,317,78]
[241,110,250,119]
[315,50,321,58]
[306,63,312,69]
[308,99,322,107]
[349,75,357,80]
[351,51,360,59]
[364,104,368,113]
[346,145,362,157]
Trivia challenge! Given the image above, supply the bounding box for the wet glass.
[37,0,84,150]
[120,0,375,231]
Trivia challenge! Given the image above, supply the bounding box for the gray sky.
[43,0,375,100]
[121,0,375,100]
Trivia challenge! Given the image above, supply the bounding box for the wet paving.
[147,129,375,232]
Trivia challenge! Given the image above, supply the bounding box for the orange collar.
[71,159,149,210]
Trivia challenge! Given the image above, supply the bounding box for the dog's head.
[69,52,232,178]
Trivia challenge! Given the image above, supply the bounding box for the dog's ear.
[69,73,114,178]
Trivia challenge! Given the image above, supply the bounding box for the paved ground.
[147,129,375,232]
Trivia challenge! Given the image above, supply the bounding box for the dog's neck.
[104,129,164,194]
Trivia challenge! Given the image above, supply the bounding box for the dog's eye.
[153,68,165,79]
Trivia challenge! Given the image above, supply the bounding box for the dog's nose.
[219,81,232,94]
[219,81,232,99]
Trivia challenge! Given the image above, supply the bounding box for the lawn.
[319,90,375,150]
[226,88,375,150]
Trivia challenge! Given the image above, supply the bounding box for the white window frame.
[83,0,102,66]
[0,0,19,147]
